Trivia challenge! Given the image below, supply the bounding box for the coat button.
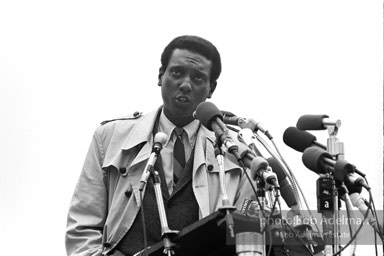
[119,167,127,176]
[207,165,214,171]
[133,111,140,117]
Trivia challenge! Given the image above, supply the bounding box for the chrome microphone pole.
[151,171,178,256]
[214,141,237,238]
[325,120,343,254]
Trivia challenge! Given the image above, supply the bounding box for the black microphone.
[283,126,327,152]
[285,128,366,177]
[296,114,341,131]
[250,156,279,189]
[302,147,369,189]
[221,110,272,140]
[302,146,333,175]
[139,132,168,191]
[334,160,370,190]
[267,157,298,208]
[194,102,239,156]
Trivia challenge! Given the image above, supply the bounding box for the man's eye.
[195,76,203,81]
[194,74,206,82]
[171,69,181,76]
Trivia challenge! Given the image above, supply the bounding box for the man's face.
[160,49,214,125]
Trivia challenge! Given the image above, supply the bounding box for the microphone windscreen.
[250,156,268,180]
[236,143,255,169]
[296,114,329,130]
[237,143,255,158]
[267,157,287,182]
[333,159,354,182]
[154,132,168,146]
[267,157,298,207]
[283,127,317,153]
[302,147,332,174]
[195,102,223,131]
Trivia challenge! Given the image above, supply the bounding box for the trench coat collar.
[120,106,217,169]
[121,107,161,151]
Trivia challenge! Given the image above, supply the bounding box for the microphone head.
[283,127,318,153]
[267,157,298,208]
[267,157,287,182]
[333,159,354,182]
[296,114,329,130]
[344,173,363,194]
[250,156,268,180]
[302,146,332,174]
[154,132,168,147]
[194,102,223,131]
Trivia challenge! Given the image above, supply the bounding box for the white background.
[0,1,382,255]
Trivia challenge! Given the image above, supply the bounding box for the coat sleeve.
[65,129,108,256]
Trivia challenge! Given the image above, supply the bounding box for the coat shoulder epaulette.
[100,111,143,125]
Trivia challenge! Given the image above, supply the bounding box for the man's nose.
[179,76,192,92]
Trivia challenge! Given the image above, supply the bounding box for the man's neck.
[163,110,194,128]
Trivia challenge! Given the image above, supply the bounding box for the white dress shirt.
[158,110,200,194]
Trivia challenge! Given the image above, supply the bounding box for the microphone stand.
[326,122,343,254]
[236,181,266,256]
[150,170,178,256]
[316,173,335,256]
[214,141,237,238]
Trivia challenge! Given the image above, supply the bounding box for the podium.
[135,210,325,256]
[136,210,235,256]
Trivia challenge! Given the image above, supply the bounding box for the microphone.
[302,147,369,189]
[283,126,327,152]
[236,142,256,169]
[139,132,168,191]
[194,102,239,156]
[221,110,236,119]
[221,110,272,140]
[250,156,279,189]
[296,115,341,131]
[237,128,263,157]
[267,157,298,208]
[302,146,333,175]
[349,193,384,239]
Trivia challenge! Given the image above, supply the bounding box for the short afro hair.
[160,35,222,85]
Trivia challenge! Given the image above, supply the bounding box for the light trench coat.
[65,107,256,256]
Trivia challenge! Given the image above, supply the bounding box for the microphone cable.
[331,190,372,256]
[236,156,268,220]
[140,190,148,256]
[340,183,357,256]
[139,189,149,256]
[236,157,277,256]
[255,130,323,234]
[364,177,384,241]
[227,124,315,256]
[366,183,382,255]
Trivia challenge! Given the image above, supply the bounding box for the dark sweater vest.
[115,150,199,256]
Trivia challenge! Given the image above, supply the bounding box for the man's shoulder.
[100,111,144,126]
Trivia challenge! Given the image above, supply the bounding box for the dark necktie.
[173,127,186,185]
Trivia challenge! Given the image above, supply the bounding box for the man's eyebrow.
[168,63,209,75]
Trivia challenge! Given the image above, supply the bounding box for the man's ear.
[207,81,217,98]
[158,67,164,86]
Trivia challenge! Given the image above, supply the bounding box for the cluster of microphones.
[140,101,382,256]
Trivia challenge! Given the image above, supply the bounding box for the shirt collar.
[159,110,200,146]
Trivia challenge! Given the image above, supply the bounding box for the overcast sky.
[0,1,382,255]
